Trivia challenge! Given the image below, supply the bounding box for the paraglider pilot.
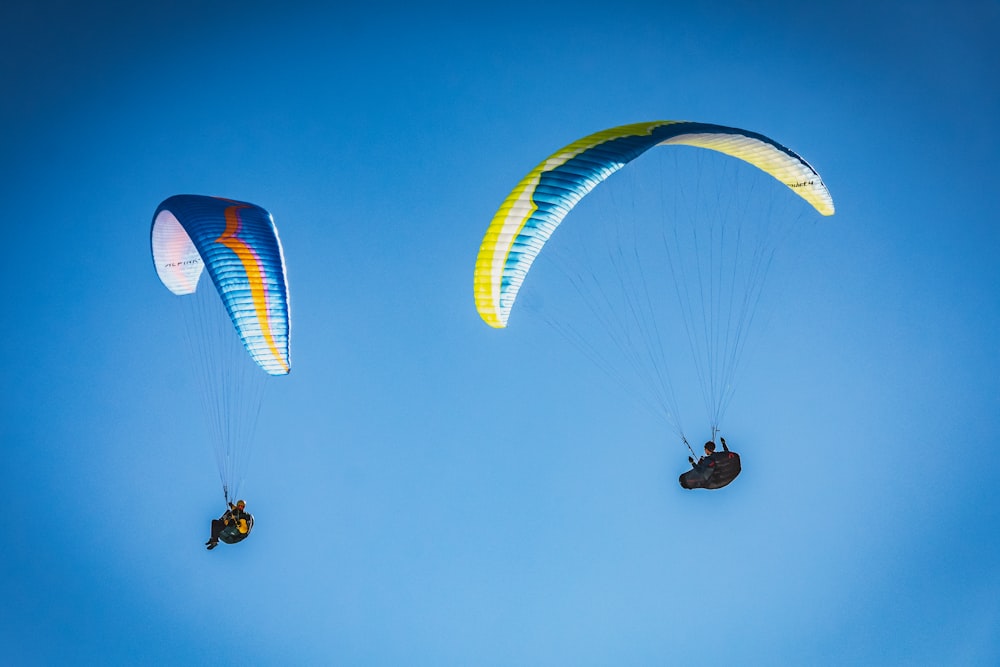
[206,499,250,550]
[680,436,740,490]
[689,437,730,469]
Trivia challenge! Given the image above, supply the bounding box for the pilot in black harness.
[679,437,741,490]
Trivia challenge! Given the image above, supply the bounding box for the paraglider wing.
[473,121,834,329]
[151,194,291,375]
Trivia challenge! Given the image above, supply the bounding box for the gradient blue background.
[2,1,998,665]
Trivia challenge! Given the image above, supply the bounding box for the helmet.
[704,441,716,452]
[235,499,246,508]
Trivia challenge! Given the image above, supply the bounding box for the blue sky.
[2,1,998,665]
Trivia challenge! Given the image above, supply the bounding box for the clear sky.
[2,1,998,665]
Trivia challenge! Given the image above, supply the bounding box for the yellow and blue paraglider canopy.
[474,120,834,329]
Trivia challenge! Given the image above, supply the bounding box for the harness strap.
[681,435,697,458]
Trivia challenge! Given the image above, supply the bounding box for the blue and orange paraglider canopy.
[151,194,291,504]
